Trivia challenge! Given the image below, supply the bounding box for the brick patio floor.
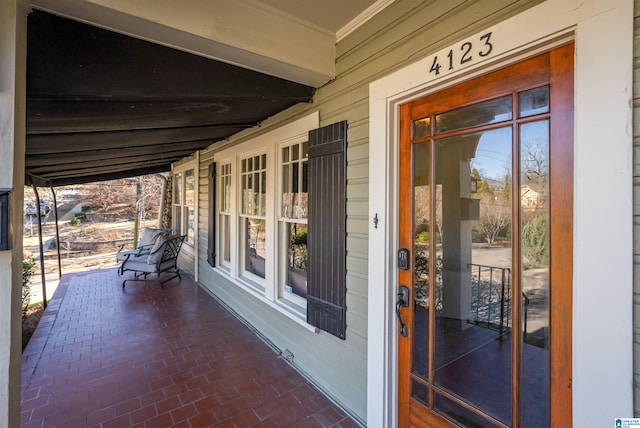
[21,268,360,428]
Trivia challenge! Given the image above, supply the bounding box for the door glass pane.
[519,86,549,118]
[433,128,512,426]
[520,119,550,427]
[412,141,431,382]
[435,96,512,135]
[413,117,431,138]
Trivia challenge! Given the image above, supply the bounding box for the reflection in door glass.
[412,141,431,383]
[520,119,550,426]
[433,128,512,426]
[435,96,512,134]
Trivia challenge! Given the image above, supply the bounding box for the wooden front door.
[397,43,573,427]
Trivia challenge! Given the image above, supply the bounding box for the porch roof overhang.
[25,9,317,187]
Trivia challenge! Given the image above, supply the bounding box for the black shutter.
[306,121,347,339]
[207,162,216,267]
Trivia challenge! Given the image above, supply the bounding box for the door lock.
[396,285,410,337]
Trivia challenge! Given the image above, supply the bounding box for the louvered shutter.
[207,162,216,267]
[306,121,347,339]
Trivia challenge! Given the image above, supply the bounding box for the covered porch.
[21,268,358,427]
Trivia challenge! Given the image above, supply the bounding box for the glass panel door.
[398,44,572,428]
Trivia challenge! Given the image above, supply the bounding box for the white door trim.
[367,0,633,426]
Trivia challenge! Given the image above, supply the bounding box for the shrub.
[522,216,549,268]
[22,254,37,319]
[69,215,81,226]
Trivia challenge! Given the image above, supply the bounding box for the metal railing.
[470,263,511,334]
[413,253,529,336]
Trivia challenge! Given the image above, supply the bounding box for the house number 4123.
[429,32,494,76]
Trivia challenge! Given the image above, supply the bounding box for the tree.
[522,216,549,267]
[472,169,511,245]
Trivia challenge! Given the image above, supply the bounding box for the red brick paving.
[21,268,359,427]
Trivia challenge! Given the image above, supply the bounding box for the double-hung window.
[209,113,347,338]
[218,163,232,269]
[279,141,308,306]
[240,154,267,283]
[173,166,195,245]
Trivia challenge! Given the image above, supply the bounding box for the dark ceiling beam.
[25,127,234,153]
[32,165,172,187]
[26,101,267,134]
[35,159,172,180]
[27,10,315,101]
[25,141,213,167]
[27,154,191,174]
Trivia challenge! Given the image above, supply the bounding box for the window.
[279,141,308,305]
[240,154,267,281]
[210,113,348,338]
[173,166,195,245]
[219,163,232,268]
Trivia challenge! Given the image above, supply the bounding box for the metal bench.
[119,234,186,289]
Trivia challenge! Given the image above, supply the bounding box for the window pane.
[173,173,182,204]
[221,167,231,213]
[282,164,293,218]
[245,217,266,278]
[173,206,182,236]
[520,120,550,427]
[283,146,289,162]
[221,214,230,263]
[519,86,549,118]
[241,175,248,214]
[260,171,267,217]
[434,128,513,426]
[412,141,430,382]
[292,144,299,161]
[284,223,307,298]
[186,206,195,244]
[413,117,431,138]
[184,169,195,207]
[435,95,512,134]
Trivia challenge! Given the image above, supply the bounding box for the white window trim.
[277,138,309,309]
[212,112,319,331]
[172,159,197,254]
[367,1,633,426]
[218,159,233,272]
[238,149,269,290]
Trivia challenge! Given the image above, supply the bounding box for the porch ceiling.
[26,9,317,187]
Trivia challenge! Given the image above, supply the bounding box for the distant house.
[520,185,540,209]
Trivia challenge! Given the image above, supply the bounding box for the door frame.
[367,0,633,426]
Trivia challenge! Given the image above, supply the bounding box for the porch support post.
[31,183,47,309]
[0,1,28,427]
[50,186,62,278]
